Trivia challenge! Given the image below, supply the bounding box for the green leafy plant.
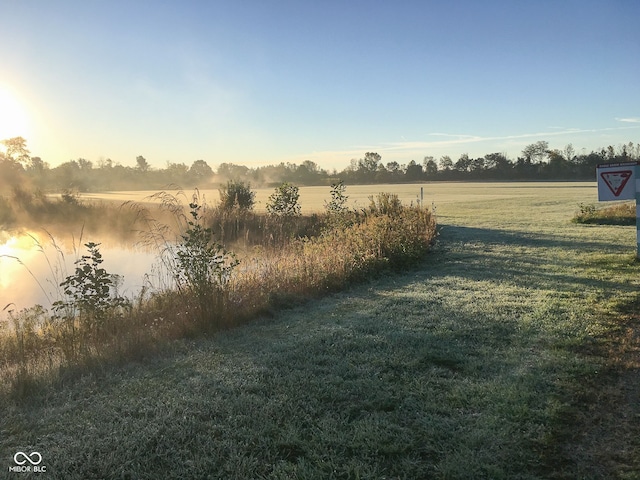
[218,180,256,212]
[266,182,301,217]
[51,242,128,358]
[325,180,349,214]
[172,199,238,327]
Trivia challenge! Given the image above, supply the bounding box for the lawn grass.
[2,182,639,479]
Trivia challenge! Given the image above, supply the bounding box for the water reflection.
[0,230,158,317]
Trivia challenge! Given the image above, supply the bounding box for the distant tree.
[189,160,213,183]
[521,141,549,164]
[454,153,471,173]
[563,144,576,164]
[166,162,189,176]
[27,156,47,173]
[627,142,640,161]
[405,160,423,181]
[52,160,87,191]
[77,158,93,170]
[301,160,319,174]
[294,161,319,184]
[386,161,401,175]
[423,156,438,176]
[360,152,381,173]
[1,136,30,165]
[439,155,453,171]
[469,156,485,172]
[483,153,512,177]
[217,162,249,180]
[136,155,149,172]
[547,149,571,178]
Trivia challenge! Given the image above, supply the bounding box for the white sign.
[597,162,638,201]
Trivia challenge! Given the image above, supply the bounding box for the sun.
[0,85,30,142]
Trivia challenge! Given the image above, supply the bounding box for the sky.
[0,0,639,171]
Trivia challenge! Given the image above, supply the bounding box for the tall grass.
[0,191,436,398]
[573,201,636,225]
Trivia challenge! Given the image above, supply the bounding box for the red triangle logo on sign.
[600,170,633,197]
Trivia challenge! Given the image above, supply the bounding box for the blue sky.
[1,0,639,170]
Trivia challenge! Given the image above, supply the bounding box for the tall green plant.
[324,180,354,232]
[266,182,301,217]
[173,200,238,327]
[325,180,349,214]
[51,242,128,358]
[219,180,255,212]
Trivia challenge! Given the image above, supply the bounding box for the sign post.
[596,161,640,258]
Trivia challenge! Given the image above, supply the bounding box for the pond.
[0,229,159,318]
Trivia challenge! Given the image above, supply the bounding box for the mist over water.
[0,230,158,317]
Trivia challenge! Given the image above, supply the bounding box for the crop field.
[3,182,639,479]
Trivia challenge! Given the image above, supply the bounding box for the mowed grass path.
[3,183,639,479]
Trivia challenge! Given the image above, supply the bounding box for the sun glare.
[0,85,30,142]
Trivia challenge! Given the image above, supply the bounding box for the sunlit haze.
[0,85,30,143]
[1,1,638,170]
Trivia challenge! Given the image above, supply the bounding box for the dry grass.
[573,201,636,225]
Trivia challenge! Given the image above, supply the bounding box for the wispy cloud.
[279,124,640,169]
[616,117,640,123]
[379,128,599,153]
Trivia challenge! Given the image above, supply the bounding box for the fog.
[1,230,157,317]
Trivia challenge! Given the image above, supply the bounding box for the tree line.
[1,137,639,193]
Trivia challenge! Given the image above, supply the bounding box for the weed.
[325,180,349,214]
[218,179,256,212]
[173,201,238,328]
[266,182,301,217]
[50,242,129,358]
[573,201,636,225]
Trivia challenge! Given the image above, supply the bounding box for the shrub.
[135,190,239,328]
[325,180,349,214]
[266,182,301,217]
[218,180,255,212]
[173,201,238,328]
[51,242,129,358]
[367,192,404,216]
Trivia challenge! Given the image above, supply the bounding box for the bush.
[325,180,349,214]
[367,192,404,216]
[266,182,301,217]
[218,180,255,212]
[173,201,238,328]
[51,242,129,359]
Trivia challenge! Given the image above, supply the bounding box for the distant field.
[82,181,597,214]
[6,181,639,479]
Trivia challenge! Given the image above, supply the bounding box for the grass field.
[81,182,588,214]
[3,182,639,479]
